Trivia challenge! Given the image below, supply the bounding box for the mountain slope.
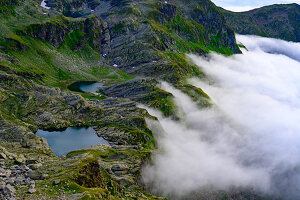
[0,0,238,115]
[221,3,300,42]
[41,0,241,82]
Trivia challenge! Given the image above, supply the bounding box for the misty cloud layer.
[236,34,300,62]
[142,35,300,199]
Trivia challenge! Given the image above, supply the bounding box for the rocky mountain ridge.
[221,3,300,42]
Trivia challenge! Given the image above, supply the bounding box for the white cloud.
[142,35,300,199]
[222,6,256,12]
[141,86,269,197]
[236,34,300,62]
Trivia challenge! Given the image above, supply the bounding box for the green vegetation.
[149,14,235,56]
[0,1,134,91]
[177,84,211,107]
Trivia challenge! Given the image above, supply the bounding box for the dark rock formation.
[18,15,107,51]
[75,159,105,188]
[99,78,176,116]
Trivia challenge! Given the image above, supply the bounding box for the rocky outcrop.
[189,0,238,50]
[75,159,106,188]
[21,133,50,152]
[99,79,167,102]
[17,15,107,51]
[158,3,177,22]
[0,120,29,142]
[19,21,67,48]
[99,78,175,116]
[0,146,43,199]
[67,144,153,194]
[221,3,300,42]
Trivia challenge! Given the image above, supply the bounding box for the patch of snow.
[41,0,51,10]
[113,64,118,67]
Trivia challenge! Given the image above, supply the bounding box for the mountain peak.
[221,3,300,42]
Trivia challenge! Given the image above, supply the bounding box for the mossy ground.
[0,140,162,200]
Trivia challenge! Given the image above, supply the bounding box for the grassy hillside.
[0,1,134,88]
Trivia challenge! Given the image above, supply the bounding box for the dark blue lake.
[68,81,103,94]
[36,127,109,157]
[79,82,104,94]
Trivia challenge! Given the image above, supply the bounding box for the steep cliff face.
[221,3,300,42]
[1,0,240,84]
[18,15,107,51]
[45,0,240,82]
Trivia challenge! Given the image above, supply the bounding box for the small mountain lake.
[68,81,104,94]
[36,127,109,157]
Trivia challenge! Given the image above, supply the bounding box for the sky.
[212,0,300,11]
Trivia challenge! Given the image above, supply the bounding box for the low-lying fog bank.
[142,35,300,199]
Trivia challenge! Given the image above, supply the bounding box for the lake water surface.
[36,127,109,157]
[68,81,104,94]
[79,82,104,94]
